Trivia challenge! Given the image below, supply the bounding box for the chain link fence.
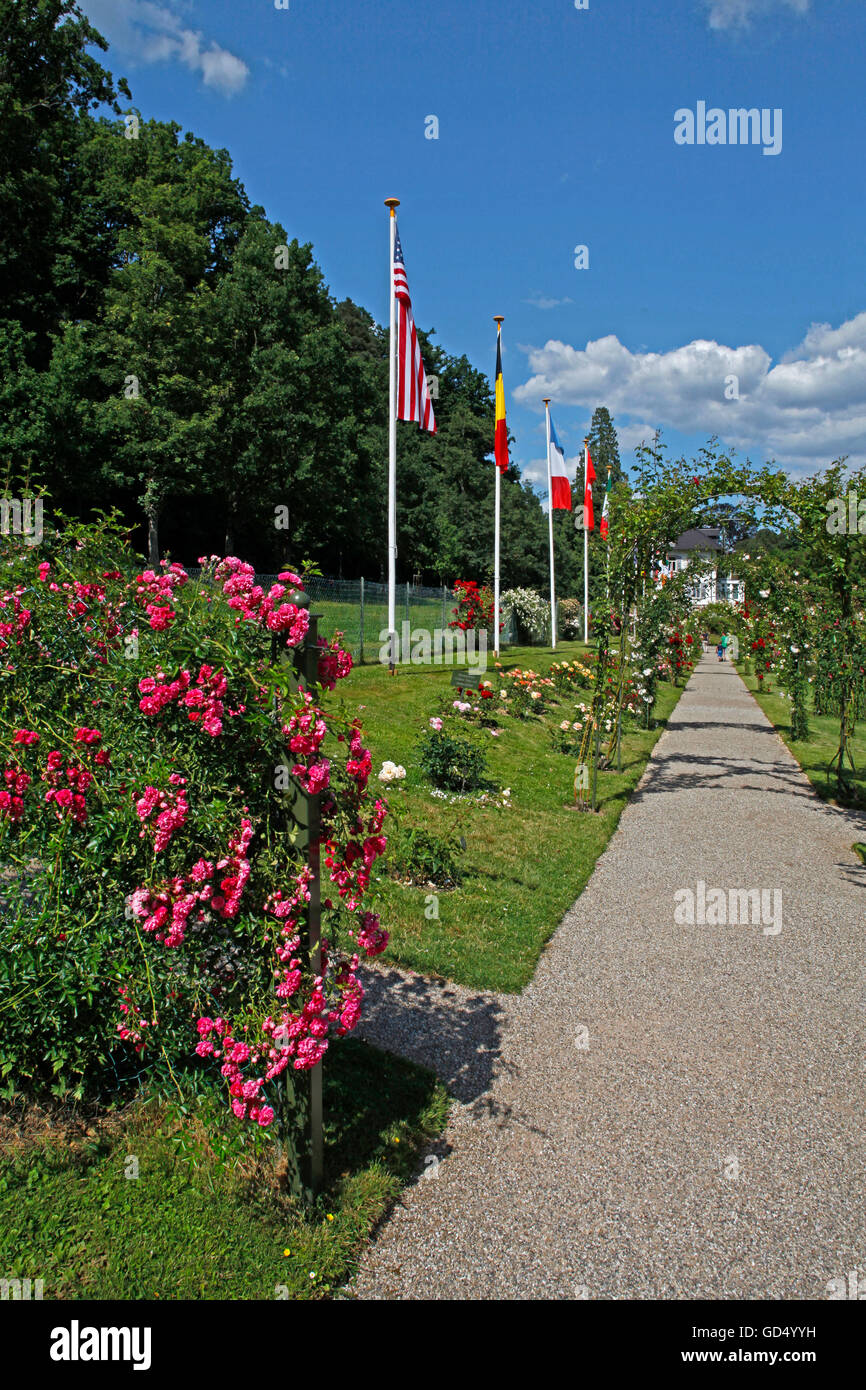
[186,570,558,661]
[299,577,545,658]
[300,575,453,664]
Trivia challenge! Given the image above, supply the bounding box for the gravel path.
[353,655,866,1299]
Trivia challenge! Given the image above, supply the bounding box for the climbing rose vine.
[0,515,389,1124]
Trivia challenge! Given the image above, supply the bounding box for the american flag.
[393,223,436,434]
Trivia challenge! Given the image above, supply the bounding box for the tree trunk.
[224,496,237,556]
[147,510,159,567]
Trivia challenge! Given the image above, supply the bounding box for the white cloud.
[704,0,809,31]
[513,310,866,469]
[524,294,574,310]
[520,457,549,491]
[520,453,583,502]
[615,421,659,453]
[82,1,249,96]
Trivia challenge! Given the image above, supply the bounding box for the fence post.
[359,576,365,666]
[273,593,324,1202]
[405,581,410,627]
[591,716,601,812]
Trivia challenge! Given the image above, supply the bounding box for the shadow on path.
[630,751,814,800]
[356,966,506,1104]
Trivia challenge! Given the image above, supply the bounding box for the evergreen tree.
[587,404,624,516]
[583,405,626,614]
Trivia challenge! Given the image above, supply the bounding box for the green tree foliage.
[0,0,129,361]
[587,405,624,502]
[58,118,249,559]
[0,1,585,592]
[580,405,625,612]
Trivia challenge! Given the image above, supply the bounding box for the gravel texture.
[353,656,866,1299]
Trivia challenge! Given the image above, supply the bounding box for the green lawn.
[736,666,866,808]
[309,595,451,664]
[341,641,686,993]
[0,1038,448,1300]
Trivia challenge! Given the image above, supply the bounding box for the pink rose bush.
[0,513,389,1123]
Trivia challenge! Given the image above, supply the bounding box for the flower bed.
[495,665,555,719]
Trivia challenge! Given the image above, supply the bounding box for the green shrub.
[417,722,489,792]
[387,826,465,887]
[501,588,549,643]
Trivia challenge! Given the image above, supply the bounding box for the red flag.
[584,447,596,530]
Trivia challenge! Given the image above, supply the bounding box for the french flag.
[548,415,572,510]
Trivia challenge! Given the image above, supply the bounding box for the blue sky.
[80,0,866,497]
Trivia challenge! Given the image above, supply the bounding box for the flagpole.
[384,198,400,672]
[544,399,556,650]
[493,317,504,658]
[583,437,590,644]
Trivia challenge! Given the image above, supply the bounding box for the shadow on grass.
[355,967,505,1104]
[322,1037,448,1186]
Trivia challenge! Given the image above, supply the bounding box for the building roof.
[669,527,722,553]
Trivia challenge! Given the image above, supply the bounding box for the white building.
[658,527,744,607]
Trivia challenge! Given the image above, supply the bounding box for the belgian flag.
[494,332,509,473]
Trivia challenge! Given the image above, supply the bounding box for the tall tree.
[46,116,249,560]
[196,220,381,570]
[586,404,624,516]
[0,0,129,364]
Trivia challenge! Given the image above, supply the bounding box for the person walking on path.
[718,631,728,661]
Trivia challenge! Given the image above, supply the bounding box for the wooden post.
[275,593,325,1201]
[591,716,601,812]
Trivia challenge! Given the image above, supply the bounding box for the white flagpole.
[544,399,556,650]
[384,198,400,671]
[494,468,501,656]
[493,316,504,658]
[583,438,589,644]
